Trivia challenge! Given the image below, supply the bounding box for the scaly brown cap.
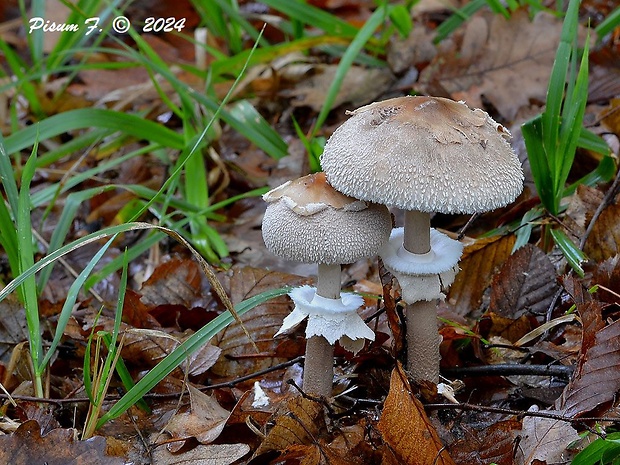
[320,96,524,214]
[262,173,391,264]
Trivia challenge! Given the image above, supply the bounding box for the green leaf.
[595,6,620,39]
[4,109,185,156]
[550,228,586,277]
[571,432,620,465]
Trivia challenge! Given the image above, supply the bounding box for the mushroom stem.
[303,336,335,397]
[317,263,342,300]
[406,299,441,383]
[302,263,342,397]
[403,210,431,254]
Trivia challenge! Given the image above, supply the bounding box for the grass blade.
[4,109,185,156]
[550,228,586,277]
[313,3,388,137]
[95,286,292,428]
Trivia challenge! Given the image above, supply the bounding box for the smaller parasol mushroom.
[262,172,392,396]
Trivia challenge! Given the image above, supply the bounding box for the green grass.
[571,432,620,465]
[519,0,614,275]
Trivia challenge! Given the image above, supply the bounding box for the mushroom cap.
[262,173,392,264]
[320,96,524,214]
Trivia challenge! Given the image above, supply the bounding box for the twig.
[425,402,620,425]
[0,356,305,405]
[443,363,573,380]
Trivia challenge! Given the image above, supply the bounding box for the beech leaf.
[378,364,455,465]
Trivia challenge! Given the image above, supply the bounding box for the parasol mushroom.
[321,96,524,383]
[261,172,391,395]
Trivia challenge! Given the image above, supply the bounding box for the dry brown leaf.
[164,385,231,451]
[558,302,620,417]
[282,64,395,111]
[447,235,516,317]
[514,410,580,465]
[0,297,28,364]
[418,9,566,120]
[484,313,533,343]
[0,420,124,465]
[152,442,250,465]
[564,184,604,238]
[589,255,620,304]
[255,396,326,457]
[377,364,455,465]
[140,258,204,309]
[584,201,620,262]
[211,267,308,377]
[448,419,521,465]
[489,244,560,320]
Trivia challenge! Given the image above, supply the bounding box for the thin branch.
[0,356,304,405]
[443,363,573,379]
[425,402,620,425]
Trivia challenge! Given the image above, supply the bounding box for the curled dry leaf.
[377,364,455,465]
[488,244,560,320]
[164,385,231,451]
[0,420,124,465]
[447,234,516,317]
[589,255,620,304]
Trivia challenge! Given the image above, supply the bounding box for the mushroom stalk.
[406,300,440,383]
[303,263,341,397]
[404,210,431,254]
[317,263,342,300]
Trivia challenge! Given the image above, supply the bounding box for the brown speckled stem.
[302,263,341,397]
[403,210,440,383]
[406,300,440,383]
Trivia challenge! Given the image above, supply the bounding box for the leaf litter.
[1,0,620,463]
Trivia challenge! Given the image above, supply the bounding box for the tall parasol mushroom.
[321,96,524,383]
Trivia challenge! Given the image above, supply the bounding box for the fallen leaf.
[448,419,521,465]
[152,442,250,465]
[447,235,516,317]
[164,385,231,451]
[0,420,124,465]
[483,313,533,344]
[589,255,620,304]
[140,258,205,309]
[419,9,567,120]
[377,364,455,465]
[489,244,560,320]
[282,64,395,111]
[558,302,620,417]
[0,297,28,364]
[211,267,308,378]
[584,201,620,262]
[514,408,580,465]
[254,396,326,457]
